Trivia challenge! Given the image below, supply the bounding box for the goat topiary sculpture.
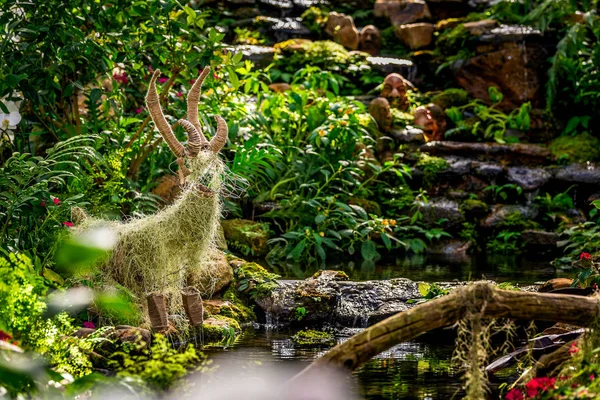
[74,66,228,312]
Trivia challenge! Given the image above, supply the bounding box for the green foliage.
[301,7,329,34]
[113,333,203,391]
[485,184,524,204]
[233,27,267,45]
[535,188,575,226]
[549,132,600,163]
[421,283,449,300]
[445,94,531,143]
[415,154,449,188]
[430,88,470,110]
[295,306,308,321]
[234,262,280,300]
[291,329,334,346]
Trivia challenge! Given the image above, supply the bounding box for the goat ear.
[209,115,228,153]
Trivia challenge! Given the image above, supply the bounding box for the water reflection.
[263,253,569,284]
[205,327,464,400]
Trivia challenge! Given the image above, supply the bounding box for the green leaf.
[287,240,306,261]
[361,239,379,261]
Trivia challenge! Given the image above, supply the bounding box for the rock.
[507,166,552,191]
[73,328,96,338]
[202,317,241,342]
[415,198,464,230]
[152,175,181,205]
[481,205,538,228]
[257,0,294,15]
[255,272,422,327]
[394,23,434,49]
[359,25,382,55]
[522,230,558,249]
[374,0,431,26]
[454,25,548,109]
[367,56,416,79]
[474,162,504,180]
[187,250,234,297]
[463,19,498,36]
[390,127,425,144]
[369,97,393,132]
[291,329,335,347]
[203,299,255,323]
[230,45,275,68]
[426,0,475,20]
[554,164,600,186]
[325,12,359,50]
[221,219,270,256]
[268,83,291,92]
[421,141,551,164]
[461,199,489,217]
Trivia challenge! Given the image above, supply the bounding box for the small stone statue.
[369,97,392,132]
[358,25,382,56]
[325,12,359,50]
[413,103,447,142]
[381,73,409,111]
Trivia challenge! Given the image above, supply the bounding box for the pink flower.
[53,197,60,205]
[176,91,183,97]
[190,79,196,85]
[83,321,95,329]
[580,252,592,260]
[569,342,580,355]
[148,66,154,73]
[213,73,218,80]
[113,72,129,85]
[158,77,169,84]
[505,388,523,400]
[40,200,46,207]
[62,221,73,227]
[135,107,144,114]
[591,374,595,381]
[0,330,12,342]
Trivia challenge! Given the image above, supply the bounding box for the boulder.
[374,0,431,26]
[554,164,600,186]
[221,219,270,256]
[521,230,559,249]
[507,166,552,191]
[230,45,275,68]
[421,141,551,164]
[454,25,549,109]
[426,0,476,20]
[481,205,538,228]
[415,198,465,230]
[202,317,241,342]
[255,271,422,327]
[367,56,416,78]
[187,250,234,297]
[394,23,435,49]
[324,12,359,50]
[463,19,498,36]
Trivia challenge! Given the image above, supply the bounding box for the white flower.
[0,99,22,130]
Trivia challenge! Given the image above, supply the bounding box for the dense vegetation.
[1,0,599,398]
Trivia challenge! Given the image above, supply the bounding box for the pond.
[204,254,567,399]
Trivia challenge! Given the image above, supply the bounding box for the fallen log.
[296,283,599,375]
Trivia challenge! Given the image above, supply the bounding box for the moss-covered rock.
[415,154,449,187]
[202,316,240,343]
[311,270,349,281]
[227,256,280,300]
[291,329,335,346]
[221,219,270,257]
[461,199,489,218]
[430,88,470,109]
[549,132,600,163]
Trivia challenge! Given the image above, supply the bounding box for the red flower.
[213,73,218,80]
[62,221,73,227]
[135,107,144,114]
[505,388,524,400]
[0,330,12,342]
[591,374,595,381]
[53,197,60,205]
[40,200,46,207]
[189,79,196,85]
[158,77,169,84]
[569,342,580,355]
[83,321,95,329]
[525,377,555,398]
[580,252,592,260]
[176,91,183,97]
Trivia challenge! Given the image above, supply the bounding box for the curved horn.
[209,115,228,153]
[145,70,184,157]
[187,66,211,147]
[178,119,204,157]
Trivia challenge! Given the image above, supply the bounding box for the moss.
[301,6,329,34]
[430,88,470,110]
[311,270,349,281]
[221,286,257,323]
[549,132,600,163]
[202,316,240,343]
[275,40,369,73]
[222,219,270,256]
[391,108,414,128]
[436,24,471,56]
[461,199,489,217]
[497,282,520,291]
[291,329,335,346]
[499,212,537,231]
[415,154,449,187]
[235,261,280,300]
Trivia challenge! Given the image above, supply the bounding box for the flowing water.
[203,255,567,399]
